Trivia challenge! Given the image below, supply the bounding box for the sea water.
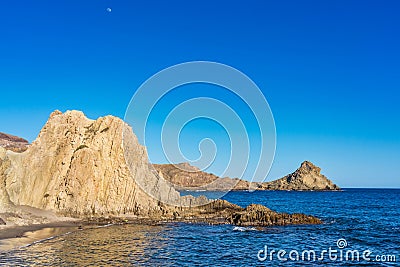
[1,189,399,266]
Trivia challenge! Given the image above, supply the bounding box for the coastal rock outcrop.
[227,204,322,226]
[262,161,340,191]
[0,132,29,153]
[0,110,197,217]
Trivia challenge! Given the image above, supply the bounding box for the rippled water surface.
[1,189,399,266]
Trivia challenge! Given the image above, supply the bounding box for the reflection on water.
[0,224,170,266]
[0,227,77,251]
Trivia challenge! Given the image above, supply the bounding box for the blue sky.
[0,0,399,187]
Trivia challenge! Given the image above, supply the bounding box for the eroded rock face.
[0,132,29,153]
[0,110,194,217]
[262,161,340,191]
[227,204,322,226]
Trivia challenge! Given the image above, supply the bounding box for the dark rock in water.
[0,132,29,153]
[0,217,6,225]
[227,204,322,226]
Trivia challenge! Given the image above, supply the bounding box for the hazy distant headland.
[0,132,29,153]
[154,161,340,192]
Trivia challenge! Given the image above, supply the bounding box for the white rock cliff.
[0,110,197,217]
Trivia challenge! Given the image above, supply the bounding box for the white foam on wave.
[232,226,258,232]
[96,223,114,228]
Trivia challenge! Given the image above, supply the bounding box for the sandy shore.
[0,222,83,251]
[0,220,81,240]
[0,204,83,250]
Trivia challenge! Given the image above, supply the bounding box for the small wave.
[19,231,73,249]
[19,235,57,249]
[20,224,114,249]
[233,226,258,232]
[96,223,114,228]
